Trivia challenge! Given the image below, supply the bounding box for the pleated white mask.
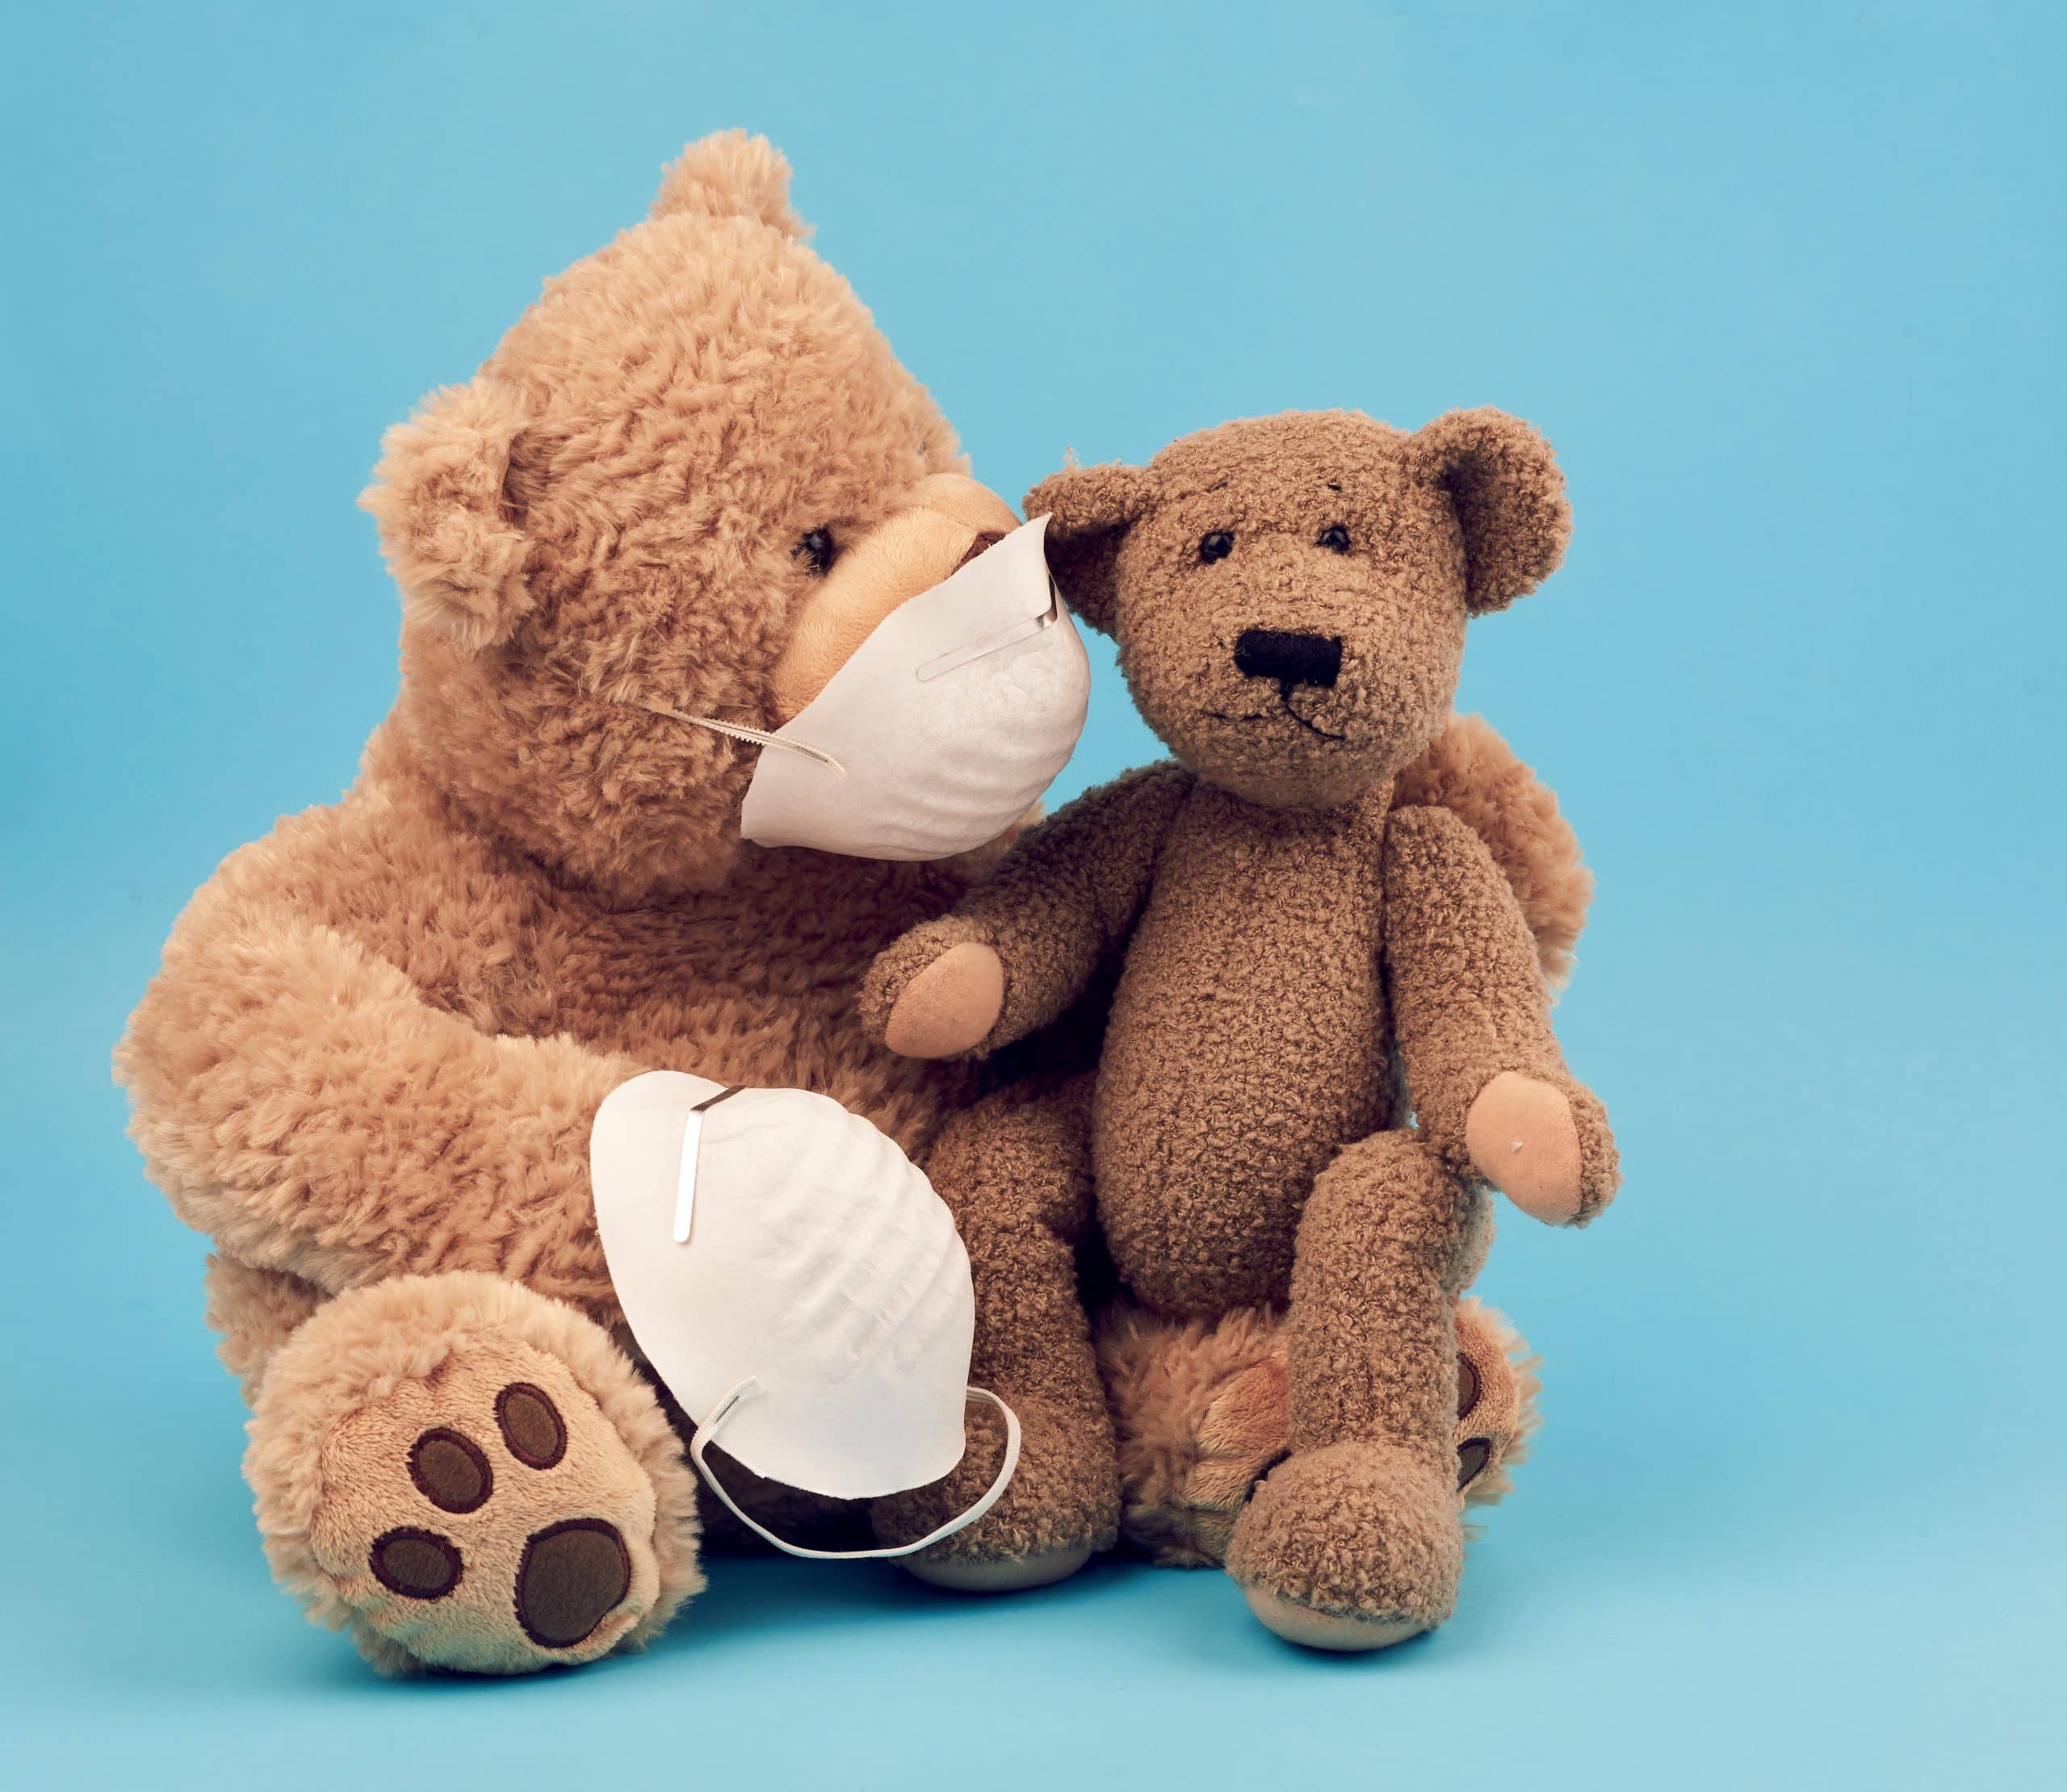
[589,1070,1020,1560]
[652,515,1087,861]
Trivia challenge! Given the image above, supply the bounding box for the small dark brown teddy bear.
[863,408,1620,1649]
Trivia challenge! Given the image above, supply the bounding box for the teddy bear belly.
[1090,827,1394,1317]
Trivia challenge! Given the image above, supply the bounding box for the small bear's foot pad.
[1098,1296,1537,1568]
[904,1542,1093,1593]
[1225,1440,1465,1641]
[1243,1586,1428,1652]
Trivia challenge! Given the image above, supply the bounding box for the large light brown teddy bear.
[117,132,1034,1674]
[117,133,1577,1676]
[864,408,1618,1649]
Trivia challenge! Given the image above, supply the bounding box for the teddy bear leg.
[203,1252,328,1405]
[1226,1130,1480,1650]
[244,1270,703,1675]
[1097,1296,1537,1567]
[873,1076,1121,1588]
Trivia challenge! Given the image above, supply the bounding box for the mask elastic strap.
[688,1377,1023,1562]
[622,697,848,780]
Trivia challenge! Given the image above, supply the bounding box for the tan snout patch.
[768,474,1021,720]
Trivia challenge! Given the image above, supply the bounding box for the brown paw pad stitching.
[409,1427,493,1514]
[371,1527,463,1600]
[515,1518,632,1649]
[497,1382,568,1470]
[374,1382,631,1652]
[1457,1438,1494,1490]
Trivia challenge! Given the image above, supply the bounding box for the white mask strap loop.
[624,698,848,780]
[689,1378,1022,1561]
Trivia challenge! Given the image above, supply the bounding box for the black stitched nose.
[1233,629,1342,691]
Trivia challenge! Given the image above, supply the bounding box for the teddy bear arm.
[119,883,639,1312]
[863,762,1192,1056]
[1382,804,1618,1222]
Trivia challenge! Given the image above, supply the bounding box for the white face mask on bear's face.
[589,1071,1021,1560]
[645,515,1088,861]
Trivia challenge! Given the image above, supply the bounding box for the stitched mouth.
[1277,695,1345,742]
[1205,697,1346,743]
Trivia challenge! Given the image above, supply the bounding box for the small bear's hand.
[1465,1071,1620,1226]
[884,944,1004,1058]
[861,923,1005,1060]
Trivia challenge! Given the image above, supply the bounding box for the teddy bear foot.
[873,1391,1118,1591]
[904,1542,1095,1593]
[1241,1589,1429,1652]
[1099,1297,1537,1568]
[1224,1440,1463,1652]
[245,1271,703,1675]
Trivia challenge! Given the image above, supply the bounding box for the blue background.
[4,3,2061,1786]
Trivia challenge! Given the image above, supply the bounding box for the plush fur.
[117,135,1598,1674]
[1097,1296,1538,1569]
[865,409,1618,1648]
[119,133,1004,1673]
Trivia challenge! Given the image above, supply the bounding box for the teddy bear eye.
[1317,524,1352,554]
[1198,531,1234,564]
[793,529,836,576]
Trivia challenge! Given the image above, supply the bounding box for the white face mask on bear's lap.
[589,1070,1021,1560]
[656,515,1088,861]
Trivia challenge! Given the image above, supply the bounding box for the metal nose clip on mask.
[648,514,1089,862]
[589,1071,1022,1560]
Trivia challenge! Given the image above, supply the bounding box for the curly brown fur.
[1097,1296,1536,1568]
[1394,712,1591,988]
[870,407,1617,1641]
[871,1074,1120,1569]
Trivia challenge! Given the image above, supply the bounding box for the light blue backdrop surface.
[3,3,2061,1786]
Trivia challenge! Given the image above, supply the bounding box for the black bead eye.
[1198,531,1234,564]
[794,528,836,576]
[1318,524,1352,554]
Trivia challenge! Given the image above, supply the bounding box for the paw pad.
[365,1381,628,1651]
[409,1427,493,1513]
[497,1381,568,1469]
[515,1518,633,1649]
[371,1527,463,1600]
[1456,1438,1493,1489]
[1453,1355,1494,1488]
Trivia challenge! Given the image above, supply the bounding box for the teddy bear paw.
[872,1391,1117,1590]
[245,1273,702,1675]
[1225,1441,1464,1651]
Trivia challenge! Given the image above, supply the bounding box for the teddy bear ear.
[651,129,808,240]
[1411,408,1572,615]
[1022,460,1155,635]
[358,379,537,654]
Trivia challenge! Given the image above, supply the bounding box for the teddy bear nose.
[1233,629,1343,691]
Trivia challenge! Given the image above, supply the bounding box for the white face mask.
[589,1070,1021,1560]
[653,515,1089,861]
